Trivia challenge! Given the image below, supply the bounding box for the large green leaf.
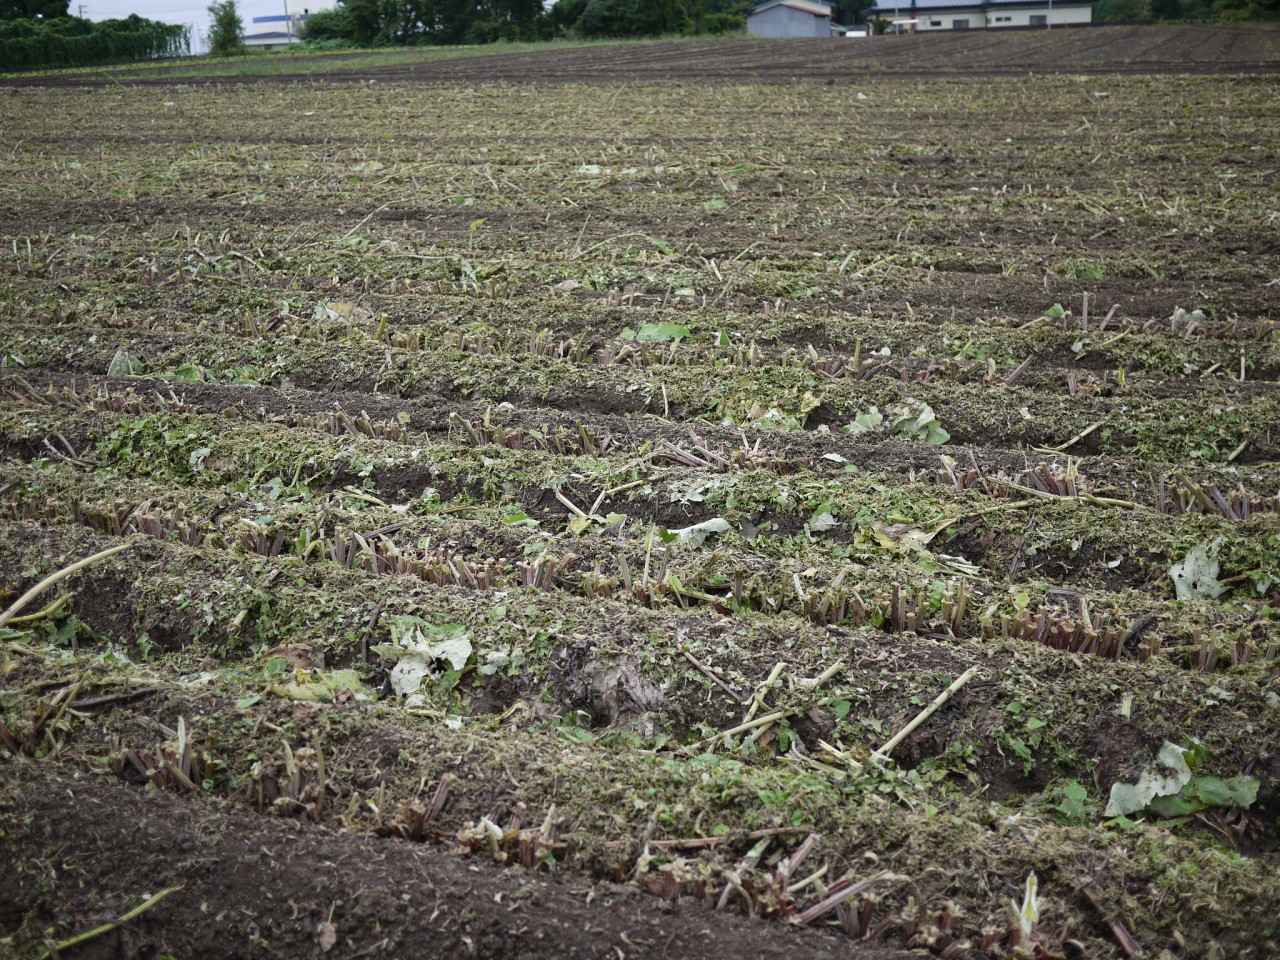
[621,322,692,342]
[1189,775,1258,809]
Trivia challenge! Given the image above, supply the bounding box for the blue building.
[244,1,335,49]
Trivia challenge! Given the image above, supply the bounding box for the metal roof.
[868,0,964,10]
[750,0,834,16]
[867,0,1090,10]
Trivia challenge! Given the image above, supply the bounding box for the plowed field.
[2,31,1279,960]
[6,22,1280,86]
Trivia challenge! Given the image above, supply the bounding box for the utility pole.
[77,3,86,17]
[1047,0,1052,27]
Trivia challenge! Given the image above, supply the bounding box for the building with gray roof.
[747,0,836,37]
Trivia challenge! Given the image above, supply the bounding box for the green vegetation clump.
[1094,0,1278,20]
[206,0,244,57]
[299,0,751,47]
[0,13,188,70]
[293,0,1280,49]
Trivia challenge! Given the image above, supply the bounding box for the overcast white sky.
[84,0,306,53]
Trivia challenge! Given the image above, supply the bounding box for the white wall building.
[244,0,335,49]
[866,0,1092,30]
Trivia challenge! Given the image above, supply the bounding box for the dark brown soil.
[0,761,911,960]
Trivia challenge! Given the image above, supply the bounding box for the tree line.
[1094,0,1276,19]
[0,7,189,71]
[300,0,759,46]
[299,0,1276,46]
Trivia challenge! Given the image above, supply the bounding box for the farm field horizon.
[2,27,1279,960]
[5,22,1280,84]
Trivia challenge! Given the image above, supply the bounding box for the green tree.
[828,0,870,24]
[547,0,587,33]
[1213,0,1279,16]
[299,0,552,46]
[551,0,748,37]
[338,0,379,44]
[0,13,187,69]
[295,0,747,47]
[207,0,244,55]
[299,5,352,41]
[1093,0,1149,18]
[0,0,69,19]
[573,0,684,36]
[1178,0,1214,18]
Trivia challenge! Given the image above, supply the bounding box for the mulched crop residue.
[2,35,1279,960]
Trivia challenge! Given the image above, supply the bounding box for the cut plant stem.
[341,486,387,507]
[681,647,742,698]
[1099,328,1131,348]
[687,696,835,754]
[1043,421,1102,454]
[589,477,645,517]
[743,662,787,721]
[1173,470,1217,513]
[999,478,1145,512]
[793,871,906,925]
[4,593,72,626]
[875,666,980,759]
[0,542,135,629]
[798,660,845,690]
[35,886,183,959]
[707,709,786,745]
[788,865,829,896]
[554,489,587,519]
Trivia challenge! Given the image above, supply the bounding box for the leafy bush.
[0,13,188,71]
[288,0,750,48]
[297,34,358,49]
[692,11,744,33]
[299,6,352,43]
[207,0,244,57]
